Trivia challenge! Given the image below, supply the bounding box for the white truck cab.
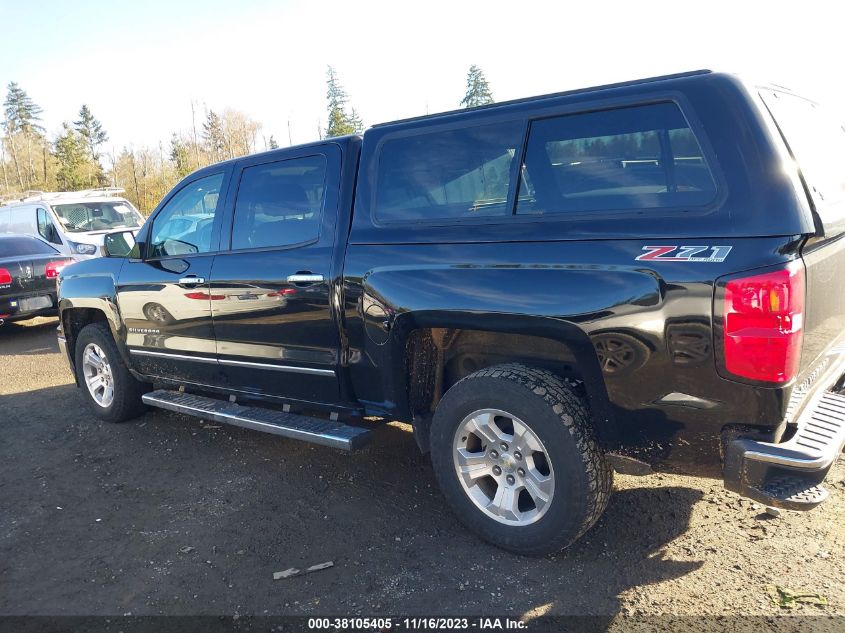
[0,188,145,259]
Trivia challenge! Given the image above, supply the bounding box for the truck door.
[210,145,342,405]
[117,170,228,385]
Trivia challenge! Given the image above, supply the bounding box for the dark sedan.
[0,235,74,326]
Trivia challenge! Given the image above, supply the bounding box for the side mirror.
[103,231,137,258]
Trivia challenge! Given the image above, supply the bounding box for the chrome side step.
[142,389,372,451]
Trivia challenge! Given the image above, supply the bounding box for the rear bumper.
[0,292,57,323]
[724,389,845,510]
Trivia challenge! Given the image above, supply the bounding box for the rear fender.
[390,311,615,443]
[350,260,665,443]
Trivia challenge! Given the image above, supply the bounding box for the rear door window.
[760,90,845,227]
[516,102,717,215]
[374,121,523,222]
[229,154,327,250]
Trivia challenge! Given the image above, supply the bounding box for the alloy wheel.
[452,408,555,526]
[82,343,115,408]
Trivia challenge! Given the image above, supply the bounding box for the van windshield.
[52,201,144,233]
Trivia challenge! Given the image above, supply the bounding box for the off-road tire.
[74,322,150,423]
[430,363,612,555]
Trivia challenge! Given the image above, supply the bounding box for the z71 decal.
[635,245,732,263]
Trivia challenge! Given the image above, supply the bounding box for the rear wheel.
[430,363,612,555]
[75,322,150,422]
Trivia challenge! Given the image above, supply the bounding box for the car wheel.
[75,322,150,422]
[143,302,175,324]
[430,363,612,555]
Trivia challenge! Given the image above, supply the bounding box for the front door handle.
[287,273,324,284]
[178,276,205,287]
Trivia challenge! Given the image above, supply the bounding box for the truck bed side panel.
[344,236,803,471]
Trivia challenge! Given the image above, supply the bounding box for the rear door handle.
[178,276,205,287]
[287,273,324,284]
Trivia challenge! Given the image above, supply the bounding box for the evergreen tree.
[74,104,108,161]
[202,110,226,161]
[325,66,364,138]
[3,82,46,189]
[268,135,279,149]
[169,133,192,178]
[3,82,44,135]
[54,123,90,190]
[460,65,494,108]
[349,108,364,134]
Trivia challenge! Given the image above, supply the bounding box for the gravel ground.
[1,317,843,627]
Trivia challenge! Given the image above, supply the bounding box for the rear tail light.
[722,262,805,383]
[0,268,11,285]
[46,259,75,279]
[184,292,225,300]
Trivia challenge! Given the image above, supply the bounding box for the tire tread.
[432,363,613,554]
[75,322,149,423]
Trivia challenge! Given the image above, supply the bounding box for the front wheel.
[430,364,612,555]
[75,322,150,422]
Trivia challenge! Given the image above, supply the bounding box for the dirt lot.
[1,317,844,627]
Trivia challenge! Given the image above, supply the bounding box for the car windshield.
[52,201,143,233]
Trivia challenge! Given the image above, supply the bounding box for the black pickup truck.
[56,70,845,554]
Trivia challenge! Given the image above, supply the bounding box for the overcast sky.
[1,0,842,153]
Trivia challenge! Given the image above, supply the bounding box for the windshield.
[51,201,144,233]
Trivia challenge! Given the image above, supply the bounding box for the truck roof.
[372,69,714,129]
[185,70,722,184]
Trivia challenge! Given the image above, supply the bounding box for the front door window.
[149,173,224,258]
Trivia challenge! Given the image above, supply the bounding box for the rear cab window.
[375,122,523,222]
[370,101,717,226]
[760,89,845,234]
[518,102,717,215]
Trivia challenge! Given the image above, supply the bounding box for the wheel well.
[406,328,583,414]
[405,327,617,451]
[63,308,109,361]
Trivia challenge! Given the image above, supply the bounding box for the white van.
[0,188,145,259]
